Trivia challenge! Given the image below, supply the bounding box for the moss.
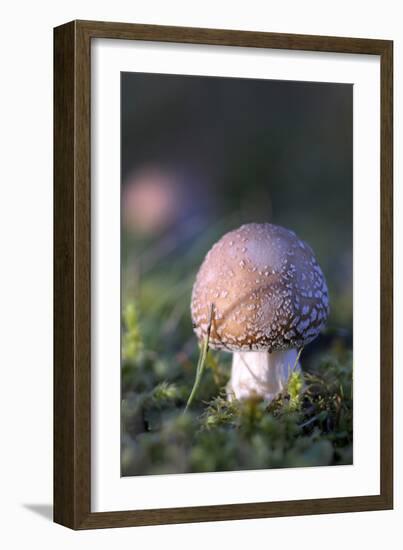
[122,303,143,361]
[121,328,353,475]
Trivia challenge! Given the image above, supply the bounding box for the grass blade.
[184,304,214,412]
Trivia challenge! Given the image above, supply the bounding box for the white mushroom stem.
[227,349,301,402]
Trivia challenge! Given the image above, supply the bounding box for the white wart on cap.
[191,223,329,401]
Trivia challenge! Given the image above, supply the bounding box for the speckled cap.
[191,223,329,353]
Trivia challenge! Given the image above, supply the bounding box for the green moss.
[122,332,353,475]
[121,302,353,476]
[122,303,143,361]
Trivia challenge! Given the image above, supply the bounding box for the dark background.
[121,72,352,335]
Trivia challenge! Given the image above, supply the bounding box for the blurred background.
[121,72,353,476]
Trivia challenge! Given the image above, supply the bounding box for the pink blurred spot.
[123,167,182,235]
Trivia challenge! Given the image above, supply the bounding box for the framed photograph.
[54,20,393,529]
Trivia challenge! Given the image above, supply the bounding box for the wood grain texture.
[75,19,391,54]
[54,20,394,530]
[380,41,393,507]
[54,21,76,528]
[54,21,91,528]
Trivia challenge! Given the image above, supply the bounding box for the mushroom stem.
[227,349,301,402]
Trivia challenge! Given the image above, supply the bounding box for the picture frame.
[54,19,393,529]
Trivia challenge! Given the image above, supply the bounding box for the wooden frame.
[54,20,393,530]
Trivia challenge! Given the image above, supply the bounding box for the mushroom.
[191,223,329,402]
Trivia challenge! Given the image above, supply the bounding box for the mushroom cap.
[191,223,329,352]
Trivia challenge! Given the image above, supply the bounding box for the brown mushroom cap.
[191,223,329,352]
